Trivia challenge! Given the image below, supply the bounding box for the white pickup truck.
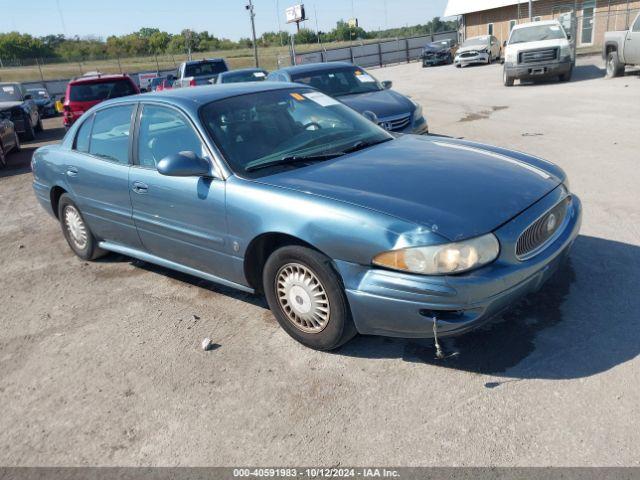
[503,20,574,86]
[603,13,640,78]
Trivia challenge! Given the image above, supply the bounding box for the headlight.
[412,103,423,121]
[372,233,500,275]
[505,51,517,63]
[560,45,571,61]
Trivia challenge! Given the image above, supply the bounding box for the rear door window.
[74,114,94,153]
[89,105,135,164]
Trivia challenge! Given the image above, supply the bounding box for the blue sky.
[1,0,449,39]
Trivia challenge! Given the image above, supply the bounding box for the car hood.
[457,44,488,54]
[0,101,23,111]
[337,89,414,119]
[257,136,563,241]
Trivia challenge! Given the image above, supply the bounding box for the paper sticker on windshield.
[2,86,15,93]
[356,73,376,83]
[254,71,266,77]
[303,91,340,107]
[290,92,306,101]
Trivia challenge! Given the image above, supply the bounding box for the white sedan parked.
[455,35,502,67]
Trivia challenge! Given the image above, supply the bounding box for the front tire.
[503,68,514,87]
[20,113,35,141]
[35,114,43,132]
[263,245,357,351]
[0,142,6,168]
[58,194,106,260]
[605,51,624,78]
[559,66,573,82]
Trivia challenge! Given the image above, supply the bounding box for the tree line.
[0,18,457,64]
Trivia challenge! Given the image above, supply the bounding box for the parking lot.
[1,54,639,466]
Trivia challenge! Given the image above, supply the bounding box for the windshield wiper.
[341,137,393,154]
[245,153,344,172]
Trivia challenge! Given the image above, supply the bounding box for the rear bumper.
[505,60,573,80]
[336,191,582,338]
[33,181,56,217]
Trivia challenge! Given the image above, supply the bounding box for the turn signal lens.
[372,233,500,275]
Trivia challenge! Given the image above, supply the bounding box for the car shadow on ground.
[335,235,640,381]
[517,64,605,86]
[0,124,66,179]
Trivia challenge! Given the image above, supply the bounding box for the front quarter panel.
[224,176,447,286]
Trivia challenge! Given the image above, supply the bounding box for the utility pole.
[246,0,259,67]
[529,0,533,22]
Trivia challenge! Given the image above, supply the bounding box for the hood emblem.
[546,213,557,233]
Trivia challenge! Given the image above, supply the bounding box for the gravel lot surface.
[1,56,639,466]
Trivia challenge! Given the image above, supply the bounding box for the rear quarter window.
[74,114,94,153]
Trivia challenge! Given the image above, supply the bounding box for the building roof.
[444,0,538,17]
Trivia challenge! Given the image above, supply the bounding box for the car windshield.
[509,24,566,44]
[69,80,136,102]
[28,89,50,99]
[461,36,489,47]
[200,87,392,177]
[290,67,382,97]
[221,70,267,83]
[428,40,451,48]
[0,84,22,101]
[185,61,227,77]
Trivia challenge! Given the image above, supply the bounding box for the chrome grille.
[519,48,558,64]
[516,196,570,259]
[378,114,411,132]
[460,51,479,58]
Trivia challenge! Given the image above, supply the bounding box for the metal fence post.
[405,39,410,63]
[378,41,383,67]
[350,46,354,64]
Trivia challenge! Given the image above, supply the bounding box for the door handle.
[132,181,148,194]
[66,166,78,177]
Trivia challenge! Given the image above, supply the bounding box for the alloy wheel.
[275,262,331,334]
[64,205,88,250]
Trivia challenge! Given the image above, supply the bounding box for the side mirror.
[362,110,379,124]
[24,94,32,100]
[157,151,212,177]
[503,40,507,47]
[381,80,393,90]
[566,33,572,40]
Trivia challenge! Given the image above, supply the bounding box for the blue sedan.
[32,83,581,351]
[267,62,428,135]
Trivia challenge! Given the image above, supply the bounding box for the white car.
[454,35,502,67]
[503,20,574,86]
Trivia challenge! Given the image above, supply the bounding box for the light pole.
[246,0,259,67]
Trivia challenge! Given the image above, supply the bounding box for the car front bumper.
[505,60,573,80]
[335,189,582,338]
[455,52,490,66]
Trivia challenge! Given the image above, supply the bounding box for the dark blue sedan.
[267,62,428,135]
[32,83,581,351]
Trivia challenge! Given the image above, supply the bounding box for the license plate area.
[530,67,546,75]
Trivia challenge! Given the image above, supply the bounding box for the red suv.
[63,74,139,128]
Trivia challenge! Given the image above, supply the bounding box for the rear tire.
[20,113,35,141]
[0,142,6,168]
[263,245,357,351]
[605,51,624,78]
[13,132,21,152]
[58,194,107,261]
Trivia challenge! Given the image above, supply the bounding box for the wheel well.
[50,186,67,218]
[243,233,317,293]
[605,43,618,56]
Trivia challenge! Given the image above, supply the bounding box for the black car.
[27,88,57,118]
[421,39,456,67]
[0,82,41,141]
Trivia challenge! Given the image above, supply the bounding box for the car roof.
[69,74,132,85]
[274,61,356,76]
[512,19,562,30]
[221,68,266,75]
[98,81,304,111]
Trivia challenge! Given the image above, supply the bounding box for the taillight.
[189,78,196,87]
